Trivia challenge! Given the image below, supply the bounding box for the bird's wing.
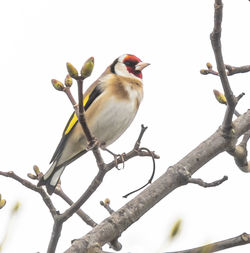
[49,67,111,164]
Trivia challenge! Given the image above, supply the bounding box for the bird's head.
[110,54,150,80]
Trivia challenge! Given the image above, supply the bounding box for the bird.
[38,54,150,195]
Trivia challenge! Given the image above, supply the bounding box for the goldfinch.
[38,54,150,195]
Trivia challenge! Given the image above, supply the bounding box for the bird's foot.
[86,137,99,151]
[101,146,126,170]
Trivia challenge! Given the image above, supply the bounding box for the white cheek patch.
[114,62,142,81]
[114,62,129,77]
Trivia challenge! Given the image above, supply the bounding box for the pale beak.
[135,62,150,71]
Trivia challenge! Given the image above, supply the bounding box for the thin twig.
[134,124,148,150]
[123,147,156,198]
[77,79,95,142]
[105,125,159,172]
[59,169,107,223]
[189,175,228,188]
[226,64,250,76]
[200,64,250,76]
[210,0,237,133]
[165,232,250,253]
[0,171,57,217]
[64,87,78,110]
[55,187,97,227]
[100,200,114,215]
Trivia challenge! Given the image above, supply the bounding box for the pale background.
[1,0,250,252]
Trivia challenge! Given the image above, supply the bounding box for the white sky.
[1,0,250,252]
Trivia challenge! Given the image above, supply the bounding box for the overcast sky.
[1,0,250,252]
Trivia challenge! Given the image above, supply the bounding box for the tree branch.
[55,186,97,227]
[210,0,238,133]
[64,110,250,253]
[188,175,228,188]
[0,171,57,218]
[227,129,250,172]
[165,232,250,253]
[226,64,250,76]
[200,63,250,77]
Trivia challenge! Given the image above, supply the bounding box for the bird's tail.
[37,162,65,195]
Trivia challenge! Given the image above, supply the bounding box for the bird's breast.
[87,92,142,147]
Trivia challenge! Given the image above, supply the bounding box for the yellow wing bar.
[64,94,90,135]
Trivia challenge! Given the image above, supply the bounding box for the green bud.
[80,57,94,78]
[64,74,73,87]
[33,165,40,176]
[104,198,110,205]
[27,173,37,180]
[206,62,213,69]
[200,69,209,75]
[51,79,65,91]
[213,89,227,105]
[66,62,79,79]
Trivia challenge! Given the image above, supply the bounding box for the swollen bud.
[66,62,79,79]
[104,198,110,205]
[64,74,73,87]
[206,62,213,69]
[213,89,227,105]
[80,57,94,78]
[27,173,37,180]
[200,69,209,75]
[51,79,65,91]
[33,165,41,176]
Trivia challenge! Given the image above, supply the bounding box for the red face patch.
[123,55,143,79]
[124,55,142,64]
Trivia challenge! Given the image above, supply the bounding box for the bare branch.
[210,0,238,133]
[200,63,250,77]
[226,64,250,76]
[47,219,63,253]
[0,171,57,218]
[227,129,250,172]
[134,124,148,150]
[100,199,114,215]
[188,175,228,188]
[55,186,97,227]
[165,232,250,253]
[64,111,250,253]
[60,169,107,223]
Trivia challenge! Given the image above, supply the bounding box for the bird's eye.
[124,60,136,67]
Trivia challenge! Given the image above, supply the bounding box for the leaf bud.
[51,79,65,91]
[200,69,209,75]
[80,57,94,78]
[104,198,110,205]
[27,173,37,180]
[33,165,40,176]
[66,62,79,79]
[206,62,213,69]
[64,74,73,87]
[213,89,227,105]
